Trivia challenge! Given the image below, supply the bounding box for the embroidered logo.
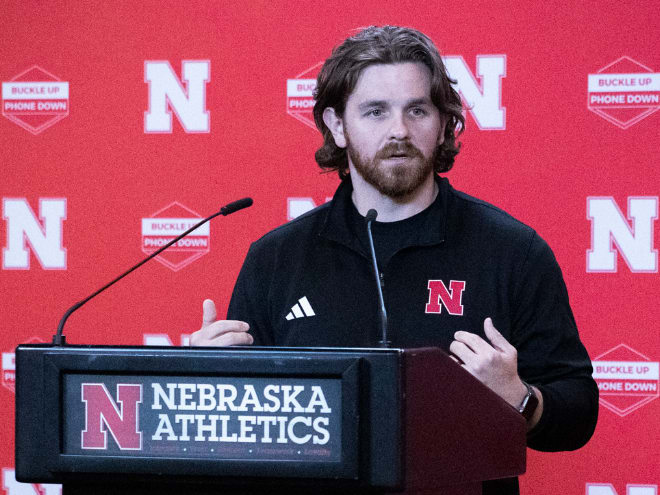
[425,280,466,316]
[285,296,316,320]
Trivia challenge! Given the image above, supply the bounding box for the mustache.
[375,142,424,160]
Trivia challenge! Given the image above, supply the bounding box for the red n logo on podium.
[81,383,142,450]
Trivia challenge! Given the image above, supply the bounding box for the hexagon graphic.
[2,66,69,134]
[286,62,323,129]
[587,56,660,129]
[592,343,659,417]
[3,336,43,393]
[141,202,210,271]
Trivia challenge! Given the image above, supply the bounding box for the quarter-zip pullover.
[227,175,598,493]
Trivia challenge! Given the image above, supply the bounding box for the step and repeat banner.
[1,1,658,493]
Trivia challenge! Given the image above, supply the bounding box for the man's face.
[331,62,445,198]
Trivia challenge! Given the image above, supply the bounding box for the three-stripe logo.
[285,296,316,320]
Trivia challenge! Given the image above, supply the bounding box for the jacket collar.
[318,174,449,253]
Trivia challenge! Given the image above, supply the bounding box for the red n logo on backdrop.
[425,280,466,315]
[81,384,142,450]
[587,197,658,273]
[144,60,210,133]
[586,483,657,495]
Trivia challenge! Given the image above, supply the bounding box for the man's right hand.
[189,299,253,347]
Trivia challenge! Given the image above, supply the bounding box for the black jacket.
[228,176,598,491]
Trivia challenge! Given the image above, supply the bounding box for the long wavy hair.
[313,26,465,179]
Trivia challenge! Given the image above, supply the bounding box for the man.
[192,26,598,493]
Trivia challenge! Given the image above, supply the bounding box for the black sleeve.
[511,232,598,452]
[226,243,276,346]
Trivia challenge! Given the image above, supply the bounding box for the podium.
[15,344,526,494]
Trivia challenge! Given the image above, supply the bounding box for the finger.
[453,330,493,355]
[483,317,513,352]
[449,340,479,369]
[190,324,253,347]
[202,299,217,327]
[447,352,463,364]
[202,320,250,340]
[209,331,254,347]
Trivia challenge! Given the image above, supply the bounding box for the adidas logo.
[285,296,316,320]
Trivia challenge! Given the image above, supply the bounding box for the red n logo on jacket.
[425,280,466,315]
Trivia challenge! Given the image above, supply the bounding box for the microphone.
[365,209,390,348]
[51,197,253,346]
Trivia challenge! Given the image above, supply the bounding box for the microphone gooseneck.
[52,197,254,346]
[365,209,390,348]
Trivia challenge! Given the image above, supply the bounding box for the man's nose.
[388,112,409,140]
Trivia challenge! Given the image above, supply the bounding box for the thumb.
[202,299,217,327]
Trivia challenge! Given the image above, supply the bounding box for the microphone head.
[221,197,253,216]
[365,209,378,222]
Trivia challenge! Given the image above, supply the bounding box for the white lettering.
[218,414,237,441]
[287,197,332,220]
[257,416,277,443]
[143,334,190,346]
[238,384,264,412]
[587,197,658,272]
[194,414,219,441]
[152,413,177,440]
[306,386,331,413]
[3,198,66,269]
[263,384,281,412]
[197,383,217,410]
[287,416,312,444]
[313,416,330,445]
[237,415,257,442]
[2,352,15,371]
[216,384,238,411]
[2,468,61,495]
[151,383,176,410]
[174,414,195,441]
[178,384,196,410]
[144,60,210,133]
[587,483,657,495]
[281,385,305,413]
[443,55,506,130]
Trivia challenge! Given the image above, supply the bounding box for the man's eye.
[411,107,427,116]
[367,109,383,117]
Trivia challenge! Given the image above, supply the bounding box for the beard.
[346,137,436,199]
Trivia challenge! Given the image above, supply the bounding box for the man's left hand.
[450,317,528,408]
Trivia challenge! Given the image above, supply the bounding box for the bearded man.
[191,26,598,494]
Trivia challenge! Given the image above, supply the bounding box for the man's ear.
[437,115,448,146]
[322,107,347,149]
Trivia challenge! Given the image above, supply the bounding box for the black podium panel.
[16,345,402,490]
[16,344,526,494]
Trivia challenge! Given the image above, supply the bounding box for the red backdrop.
[1,1,658,493]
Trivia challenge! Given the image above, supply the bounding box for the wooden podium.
[15,344,526,494]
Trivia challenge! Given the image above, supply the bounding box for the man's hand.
[449,317,527,408]
[189,299,253,347]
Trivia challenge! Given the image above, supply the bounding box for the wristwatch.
[518,381,539,421]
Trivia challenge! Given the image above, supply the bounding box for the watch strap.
[518,381,539,421]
